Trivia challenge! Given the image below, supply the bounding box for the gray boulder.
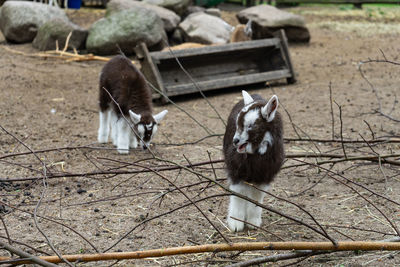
[179,12,233,44]
[205,8,221,18]
[106,0,180,32]
[33,19,88,51]
[237,5,310,43]
[0,1,69,43]
[142,0,190,16]
[86,9,165,55]
[183,5,205,19]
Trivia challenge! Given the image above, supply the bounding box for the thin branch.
[329,82,335,139]
[334,101,347,159]
[0,239,58,267]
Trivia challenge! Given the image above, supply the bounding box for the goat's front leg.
[227,182,249,232]
[245,184,268,229]
[116,118,130,154]
[130,132,138,148]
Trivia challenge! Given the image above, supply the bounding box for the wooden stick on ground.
[2,241,400,265]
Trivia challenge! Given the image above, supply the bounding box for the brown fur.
[161,42,207,51]
[230,24,252,43]
[223,94,284,185]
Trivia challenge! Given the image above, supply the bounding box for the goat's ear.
[261,95,279,122]
[242,90,254,106]
[154,110,168,124]
[129,110,141,124]
[244,19,252,37]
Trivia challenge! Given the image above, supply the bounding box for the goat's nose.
[233,138,240,146]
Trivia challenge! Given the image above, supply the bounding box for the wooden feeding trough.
[135,30,296,103]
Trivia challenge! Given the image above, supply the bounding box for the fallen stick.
[1,241,400,264]
[1,46,137,65]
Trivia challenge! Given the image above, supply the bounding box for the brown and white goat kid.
[97,55,167,154]
[229,19,252,43]
[223,90,284,232]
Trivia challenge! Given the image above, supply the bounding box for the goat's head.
[128,109,168,149]
[233,90,279,154]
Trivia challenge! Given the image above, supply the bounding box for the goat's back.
[223,94,284,185]
[99,55,152,116]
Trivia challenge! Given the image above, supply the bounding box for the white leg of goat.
[129,132,138,148]
[98,109,111,143]
[110,111,118,146]
[246,184,269,229]
[116,118,130,154]
[228,182,251,232]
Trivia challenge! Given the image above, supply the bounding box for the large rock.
[106,0,180,32]
[183,5,205,19]
[0,1,69,43]
[142,0,190,16]
[86,9,165,55]
[33,19,88,51]
[237,5,310,43]
[179,12,233,44]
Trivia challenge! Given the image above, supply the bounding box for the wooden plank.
[135,43,168,102]
[164,69,291,96]
[274,29,296,84]
[152,39,281,60]
[157,47,283,86]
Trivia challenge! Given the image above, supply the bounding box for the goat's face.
[233,91,278,154]
[129,110,168,149]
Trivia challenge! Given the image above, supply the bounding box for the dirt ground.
[1,4,400,266]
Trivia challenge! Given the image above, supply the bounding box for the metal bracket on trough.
[136,29,296,103]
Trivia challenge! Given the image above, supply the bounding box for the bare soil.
[1,5,400,266]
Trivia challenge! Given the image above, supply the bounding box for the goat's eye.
[247,125,252,130]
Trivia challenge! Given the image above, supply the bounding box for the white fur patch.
[243,108,259,128]
[258,131,273,155]
[137,124,145,138]
[152,124,158,136]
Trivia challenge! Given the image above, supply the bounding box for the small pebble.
[77,188,86,194]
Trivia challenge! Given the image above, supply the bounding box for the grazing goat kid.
[223,90,284,232]
[97,55,168,154]
[230,19,252,43]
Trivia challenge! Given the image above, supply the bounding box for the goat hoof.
[247,217,262,229]
[98,135,108,143]
[227,218,244,232]
[117,148,129,154]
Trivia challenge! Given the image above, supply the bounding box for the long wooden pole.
[2,241,400,264]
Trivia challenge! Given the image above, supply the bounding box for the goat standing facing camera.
[223,90,284,232]
[97,55,168,154]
